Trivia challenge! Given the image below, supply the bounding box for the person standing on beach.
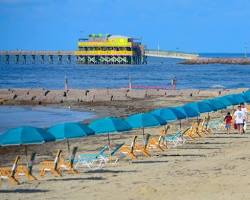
[224,112,232,134]
[234,106,245,134]
[171,77,177,90]
[241,103,248,133]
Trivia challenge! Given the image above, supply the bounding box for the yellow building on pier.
[75,34,146,64]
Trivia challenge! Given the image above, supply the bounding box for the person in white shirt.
[241,103,248,133]
[234,105,245,134]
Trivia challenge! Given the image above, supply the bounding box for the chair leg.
[128,152,137,160]
[40,168,45,177]
[9,176,19,185]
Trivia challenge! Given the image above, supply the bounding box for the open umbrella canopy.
[232,93,247,104]
[182,105,200,118]
[215,96,233,107]
[168,107,187,120]
[183,101,213,114]
[223,94,245,105]
[126,113,166,129]
[150,108,178,122]
[89,117,132,134]
[243,90,250,103]
[203,99,227,111]
[48,122,94,140]
[0,126,55,146]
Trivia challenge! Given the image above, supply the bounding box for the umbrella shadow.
[176,147,221,150]
[132,160,169,164]
[208,136,248,139]
[0,189,49,193]
[46,176,105,182]
[160,154,206,157]
[190,142,228,145]
[85,169,138,174]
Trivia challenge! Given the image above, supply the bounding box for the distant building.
[75,34,146,64]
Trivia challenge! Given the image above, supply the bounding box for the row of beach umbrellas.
[0,90,249,156]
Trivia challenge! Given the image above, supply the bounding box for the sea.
[0,53,249,132]
[0,53,249,90]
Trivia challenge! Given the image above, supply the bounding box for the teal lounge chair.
[99,143,125,165]
[74,146,109,169]
[164,129,188,147]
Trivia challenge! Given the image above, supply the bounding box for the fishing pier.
[0,34,199,64]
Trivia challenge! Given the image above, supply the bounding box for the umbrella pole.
[108,133,111,148]
[67,139,70,153]
[25,145,28,165]
[107,133,112,160]
[179,120,182,130]
[142,128,145,142]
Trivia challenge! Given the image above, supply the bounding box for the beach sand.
[0,88,250,200]
[1,129,250,200]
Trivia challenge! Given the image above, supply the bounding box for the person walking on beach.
[241,103,248,133]
[224,112,232,134]
[171,76,177,90]
[234,105,245,134]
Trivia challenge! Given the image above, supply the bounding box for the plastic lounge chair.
[0,156,20,186]
[198,119,212,135]
[207,119,224,130]
[75,146,109,169]
[99,143,125,165]
[59,147,78,174]
[184,122,202,139]
[40,150,62,177]
[15,152,37,181]
[119,136,138,160]
[148,135,166,151]
[165,128,189,147]
[133,134,151,157]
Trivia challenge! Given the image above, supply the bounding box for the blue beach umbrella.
[233,93,247,104]
[48,122,95,152]
[243,90,250,103]
[215,96,233,107]
[183,101,213,114]
[166,107,188,129]
[203,99,227,111]
[89,117,132,146]
[223,94,245,106]
[150,108,178,122]
[182,105,200,118]
[0,126,55,159]
[48,122,94,140]
[126,113,166,129]
[169,107,187,120]
[0,126,55,146]
[126,113,166,138]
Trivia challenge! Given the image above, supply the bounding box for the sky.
[0,0,250,53]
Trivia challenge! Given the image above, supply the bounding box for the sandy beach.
[0,88,250,200]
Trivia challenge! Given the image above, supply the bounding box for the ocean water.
[0,55,249,90]
[0,106,95,133]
